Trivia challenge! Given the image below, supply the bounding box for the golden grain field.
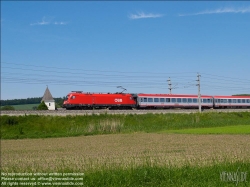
[1,133,250,172]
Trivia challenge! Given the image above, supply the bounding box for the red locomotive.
[63,91,250,110]
[63,91,136,109]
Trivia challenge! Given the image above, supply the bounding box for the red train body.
[63,91,136,109]
[63,91,250,110]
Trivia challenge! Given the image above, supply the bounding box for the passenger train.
[62,91,250,110]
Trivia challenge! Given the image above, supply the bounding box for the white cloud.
[30,20,49,26]
[30,17,68,26]
[54,21,68,25]
[179,7,250,16]
[30,17,50,26]
[129,12,163,20]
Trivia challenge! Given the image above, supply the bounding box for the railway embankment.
[1,108,250,116]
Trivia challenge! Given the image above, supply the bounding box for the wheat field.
[1,133,250,172]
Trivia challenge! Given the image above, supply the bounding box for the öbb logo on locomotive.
[62,91,250,110]
[114,99,123,102]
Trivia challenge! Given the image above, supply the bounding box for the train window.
[228,99,232,103]
[177,98,182,102]
[220,99,224,103]
[193,99,197,103]
[188,98,192,103]
[233,99,236,103]
[148,98,153,102]
[223,99,227,103]
[160,98,165,102]
[247,99,250,103]
[154,98,159,102]
[71,96,76,99]
[183,98,187,103]
[237,99,241,103]
[242,99,245,103]
[166,98,170,102]
[203,99,207,103]
[144,98,147,102]
[141,98,143,102]
[171,98,176,103]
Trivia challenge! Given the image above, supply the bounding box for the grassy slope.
[1,112,250,139]
[161,125,250,134]
[12,103,39,110]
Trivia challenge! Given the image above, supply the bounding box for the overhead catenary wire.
[2,62,197,75]
[2,69,249,88]
[202,73,250,82]
[3,61,250,81]
[1,62,250,94]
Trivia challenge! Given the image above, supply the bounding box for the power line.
[202,75,250,84]
[2,62,250,95]
[202,73,250,82]
[2,62,196,75]
[3,62,249,82]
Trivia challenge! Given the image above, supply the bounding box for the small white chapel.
[41,86,55,110]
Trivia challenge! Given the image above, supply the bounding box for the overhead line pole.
[167,77,172,94]
[196,73,201,113]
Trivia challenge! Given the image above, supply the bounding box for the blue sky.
[1,1,250,100]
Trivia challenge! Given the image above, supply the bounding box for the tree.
[55,103,61,109]
[1,105,15,110]
[55,97,65,108]
[37,101,48,110]
[32,106,38,110]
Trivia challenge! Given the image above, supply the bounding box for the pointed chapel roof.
[41,86,55,102]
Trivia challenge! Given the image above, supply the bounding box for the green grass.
[161,125,250,134]
[2,161,249,187]
[11,103,39,110]
[83,161,250,187]
[2,113,249,186]
[1,112,250,139]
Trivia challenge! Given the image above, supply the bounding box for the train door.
[139,97,147,108]
[139,97,143,107]
[228,99,232,108]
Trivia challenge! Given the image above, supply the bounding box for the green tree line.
[233,94,250,96]
[0,97,65,106]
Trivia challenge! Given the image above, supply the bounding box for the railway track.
[1,108,250,116]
